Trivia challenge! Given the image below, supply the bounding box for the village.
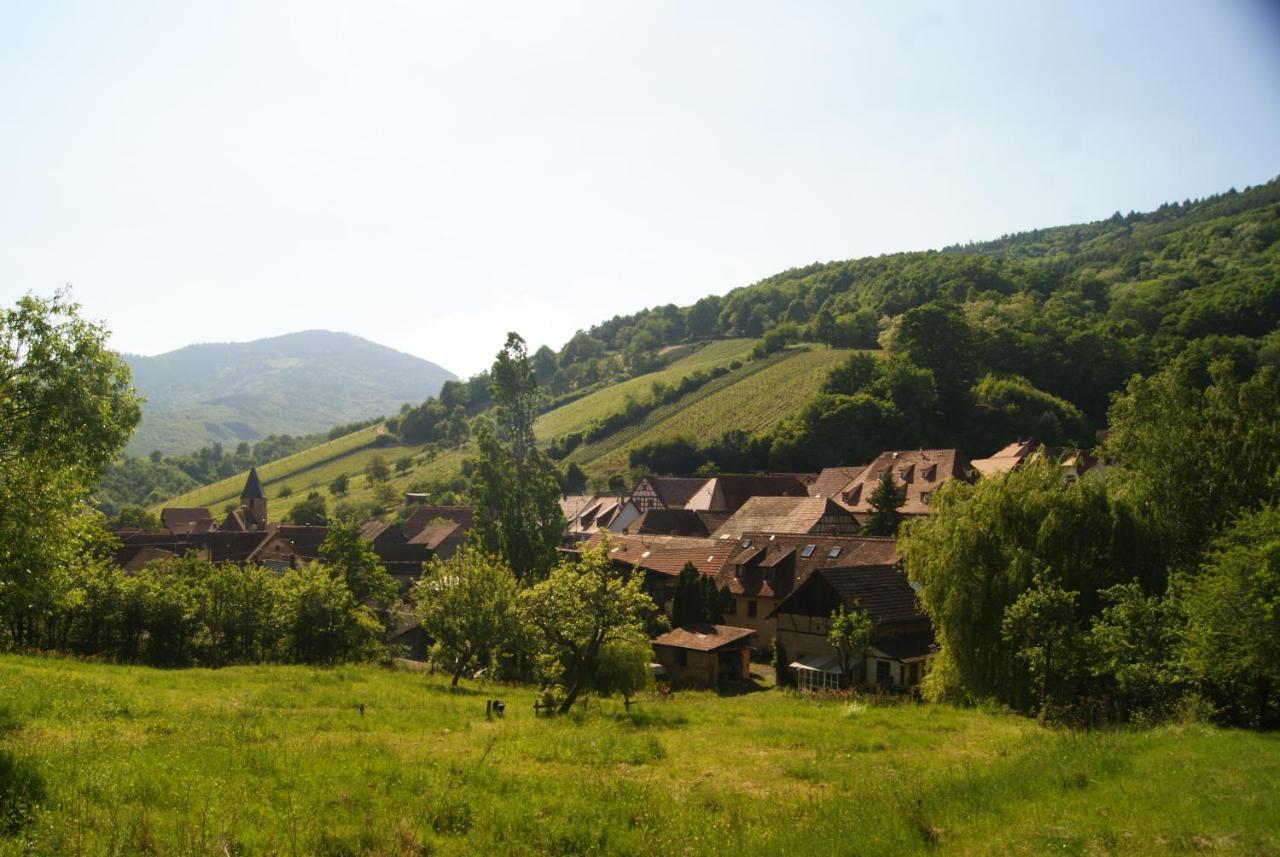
[113,439,1101,695]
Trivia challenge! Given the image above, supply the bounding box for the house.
[112,544,177,573]
[561,494,640,537]
[568,532,740,611]
[835,449,970,520]
[970,439,1039,478]
[402,505,473,540]
[970,440,1105,482]
[683,474,812,513]
[407,520,466,559]
[711,496,859,540]
[359,520,408,548]
[772,566,933,692]
[628,476,709,513]
[714,533,900,647]
[650,624,756,688]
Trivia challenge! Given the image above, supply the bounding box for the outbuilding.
[650,624,756,689]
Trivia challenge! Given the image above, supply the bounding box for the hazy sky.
[2,2,1278,377]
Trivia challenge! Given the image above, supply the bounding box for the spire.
[241,467,266,500]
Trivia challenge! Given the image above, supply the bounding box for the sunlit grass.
[3,655,1277,855]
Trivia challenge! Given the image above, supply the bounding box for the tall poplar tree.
[470,333,565,581]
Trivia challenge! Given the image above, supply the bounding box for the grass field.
[3,655,1278,856]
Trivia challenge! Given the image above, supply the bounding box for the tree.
[411,548,520,687]
[318,520,397,605]
[890,301,978,426]
[1104,358,1280,574]
[520,543,657,713]
[1001,574,1084,719]
[862,470,907,536]
[900,462,1157,711]
[1180,505,1280,728]
[828,604,873,689]
[365,455,390,484]
[591,639,654,704]
[670,562,724,626]
[109,505,158,530]
[562,462,588,494]
[0,292,141,647]
[288,491,328,526]
[329,473,349,497]
[276,563,384,665]
[470,334,566,581]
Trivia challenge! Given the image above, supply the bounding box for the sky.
[1,2,1278,377]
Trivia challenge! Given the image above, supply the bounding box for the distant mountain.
[124,331,456,454]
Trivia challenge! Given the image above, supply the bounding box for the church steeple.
[240,467,267,530]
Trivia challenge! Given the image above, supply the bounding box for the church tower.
[240,467,267,530]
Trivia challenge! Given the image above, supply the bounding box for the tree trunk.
[451,648,471,687]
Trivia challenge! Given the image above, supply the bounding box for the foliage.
[470,335,565,581]
[520,543,657,713]
[108,505,159,530]
[1104,358,1280,573]
[365,454,391,484]
[329,473,349,497]
[0,292,140,648]
[1180,505,1280,729]
[862,470,907,536]
[276,563,385,665]
[900,462,1157,715]
[287,490,328,525]
[318,520,398,606]
[411,548,521,686]
[590,639,654,701]
[1001,574,1085,719]
[670,563,724,626]
[828,604,873,689]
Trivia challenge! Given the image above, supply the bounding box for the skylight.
[801,544,816,558]
[828,547,842,558]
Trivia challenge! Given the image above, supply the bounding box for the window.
[828,547,842,558]
[675,649,688,667]
[801,544,816,558]
[740,539,752,549]
[875,660,891,686]
[747,600,758,618]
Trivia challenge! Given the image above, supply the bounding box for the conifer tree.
[862,470,907,536]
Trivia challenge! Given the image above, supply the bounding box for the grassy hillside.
[150,339,839,514]
[3,655,1277,856]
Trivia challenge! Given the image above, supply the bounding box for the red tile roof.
[575,532,737,577]
[836,449,969,516]
[712,497,856,538]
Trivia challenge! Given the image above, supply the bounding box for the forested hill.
[125,331,456,455]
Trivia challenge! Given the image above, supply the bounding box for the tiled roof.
[819,566,922,626]
[712,497,855,538]
[835,449,969,516]
[971,439,1039,478]
[715,533,899,599]
[809,466,867,499]
[159,508,216,533]
[687,474,812,513]
[275,524,329,558]
[402,506,473,539]
[629,508,712,537]
[575,532,736,577]
[652,623,756,651]
[408,520,464,549]
[643,476,711,509]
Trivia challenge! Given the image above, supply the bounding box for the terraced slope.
[155,424,390,512]
[562,347,854,478]
[152,341,856,514]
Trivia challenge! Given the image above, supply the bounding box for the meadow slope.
[2,656,1278,856]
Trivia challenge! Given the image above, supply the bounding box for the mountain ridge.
[125,330,456,455]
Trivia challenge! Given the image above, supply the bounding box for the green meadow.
[3,656,1278,856]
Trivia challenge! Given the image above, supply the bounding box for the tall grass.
[2,655,1277,855]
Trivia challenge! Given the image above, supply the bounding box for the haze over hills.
[124,330,456,455]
